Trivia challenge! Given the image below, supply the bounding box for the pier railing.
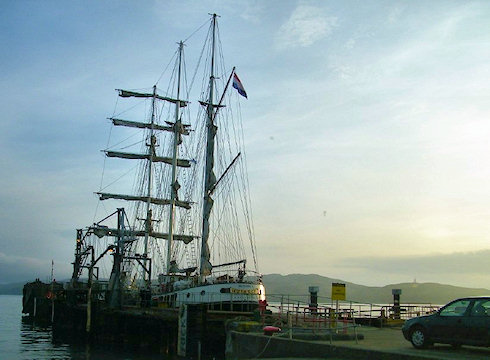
[253,297,360,342]
[264,293,440,326]
[247,296,439,344]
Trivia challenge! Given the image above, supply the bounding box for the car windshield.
[439,299,471,317]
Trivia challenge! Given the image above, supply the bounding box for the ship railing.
[204,269,263,285]
[151,270,263,289]
[152,289,262,312]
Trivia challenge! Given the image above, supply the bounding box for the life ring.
[263,326,281,336]
[46,291,53,299]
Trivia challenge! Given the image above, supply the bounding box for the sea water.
[0,295,176,360]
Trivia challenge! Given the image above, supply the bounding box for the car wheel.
[410,326,429,349]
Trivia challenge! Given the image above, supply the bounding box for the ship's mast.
[200,14,218,282]
[143,85,157,283]
[96,59,194,290]
[166,41,184,273]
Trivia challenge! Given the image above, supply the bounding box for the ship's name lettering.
[230,288,259,295]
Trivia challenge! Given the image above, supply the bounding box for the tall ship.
[70,14,265,312]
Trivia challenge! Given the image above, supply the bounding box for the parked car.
[402,296,490,349]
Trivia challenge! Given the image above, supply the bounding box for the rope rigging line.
[98,163,140,192]
[94,95,122,222]
[118,139,145,150]
[183,17,210,44]
[112,98,147,119]
[155,49,178,87]
[232,96,259,271]
[90,14,260,284]
[104,131,144,151]
[186,26,210,103]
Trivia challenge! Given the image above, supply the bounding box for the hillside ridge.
[262,273,490,304]
[2,274,489,304]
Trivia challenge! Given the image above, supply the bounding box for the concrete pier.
[22,280,243,357]
[226,327,490,360]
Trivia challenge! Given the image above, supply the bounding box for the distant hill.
[0,279,71,295]
[262,273,490,305]
[0,282,26,295]
[3,274,489,305]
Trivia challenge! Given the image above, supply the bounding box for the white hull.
[152,281,265,310]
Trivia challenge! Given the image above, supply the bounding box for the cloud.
[329,64,354,80]
[387,4,405,24]
[0,252,71,283]
[275,4,337,50]
[335,249,490,286]
[239,0,266,23]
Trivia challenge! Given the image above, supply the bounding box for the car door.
[463,298,490,345]
[430,299,472,343]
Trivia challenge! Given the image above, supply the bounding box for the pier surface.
[230,327,490,360]
[335,326,490,359]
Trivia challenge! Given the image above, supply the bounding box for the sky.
[1,0,490,289]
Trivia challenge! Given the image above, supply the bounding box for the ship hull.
[152,281,265,311]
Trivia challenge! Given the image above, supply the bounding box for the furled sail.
[96,192,191,209]
[117,89,188,107]
[90,226,196,244]
[200,195,213,276]
[105,151,191,167]
[110,118,173,132]
[200,119,218,276]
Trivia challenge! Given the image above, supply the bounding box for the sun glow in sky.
[1,0,490,288]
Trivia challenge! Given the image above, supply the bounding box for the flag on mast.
[232,73,248,99]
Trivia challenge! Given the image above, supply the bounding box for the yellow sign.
[331,283,346,301]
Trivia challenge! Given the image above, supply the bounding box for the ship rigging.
[70,14,264,310]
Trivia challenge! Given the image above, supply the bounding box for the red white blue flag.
[232,73,248,99]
